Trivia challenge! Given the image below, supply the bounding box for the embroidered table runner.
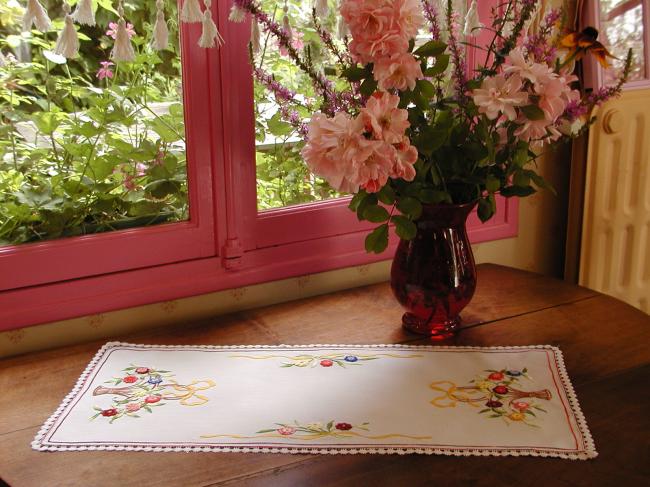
[33,342,596,459]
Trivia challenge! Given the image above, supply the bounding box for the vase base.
[401,313,460,337]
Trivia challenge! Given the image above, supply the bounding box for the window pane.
[599,0,646,82]
[0,1,188,245]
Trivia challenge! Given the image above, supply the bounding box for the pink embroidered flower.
[360,92,410,144]
[126,403,142,412]
[488,372,504,381]
[144,395,161,404]
[473,74,528,121]
[96,61,114,81]
[373,52,423,92]
[106,21,135,40]
[135,367,150,374]
[320,359,334,367]
[390,137,417,182]
[512,401,530,411]
[101,408,118,417]
[277,426,296,435]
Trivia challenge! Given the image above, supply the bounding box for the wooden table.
[1,264,648,487]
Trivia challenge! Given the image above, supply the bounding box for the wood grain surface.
[0,264,648,487]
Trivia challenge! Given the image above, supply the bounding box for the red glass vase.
[390,202,477,337]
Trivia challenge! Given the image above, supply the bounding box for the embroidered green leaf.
[256,429,277,434]
[326,421,334,431]
[478,409,490,414]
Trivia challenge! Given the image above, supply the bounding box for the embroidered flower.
[122,375,137,384]
[135,367,150,374]
[335,422,353,430]
[344,355,358,362]
[144,395,162,404]
[101,408,118,417]
[486,400,503,408]
[512,401,530,411]
[277,426,296,435]
[147,374,163,385]
[493,385,509,395]
[306,422,323,430]
[488,372,504,381]
[126,403,142,412]
[320,359,334,367]
[506,370,522,377]
[477,381,493,392]
[508,412,525,421]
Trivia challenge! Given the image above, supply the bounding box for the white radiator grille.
[580,89,650,313]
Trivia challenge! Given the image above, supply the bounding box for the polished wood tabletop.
[1,264,648,487]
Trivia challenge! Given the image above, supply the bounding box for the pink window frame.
[0,0,517,331]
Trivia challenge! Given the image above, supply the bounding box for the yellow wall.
[0,148,570,358]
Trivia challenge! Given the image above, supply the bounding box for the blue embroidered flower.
[147,374,163,385]
[506,370,522,377]
[344,355,358,362]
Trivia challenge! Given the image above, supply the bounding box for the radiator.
[580,89,650,313]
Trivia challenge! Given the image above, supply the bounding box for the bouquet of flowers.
[230,0,631,253]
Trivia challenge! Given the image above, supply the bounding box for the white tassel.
[54,4,79,59]
[198,0,224,49]
[152,0,169,51]
[22,0,51,32]
[228,5,246,23]
[315,0,328,17]
[251,18,261,54]
[463,0,484,36]
[181,0,203,23]
[111,3,136,62]
[72,0,95,26]
[282,5,292,39]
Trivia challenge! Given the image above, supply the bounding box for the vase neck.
[419,203,476,227]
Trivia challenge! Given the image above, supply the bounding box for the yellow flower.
[477,381,493,391]
[509,412,525,421]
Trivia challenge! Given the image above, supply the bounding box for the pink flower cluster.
[341,0,424,91]
[302,92,417,194]
[472,48,581,147]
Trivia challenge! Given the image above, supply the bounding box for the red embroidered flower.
[101,408,118,417]
[123,376,137,383]
[277,426,296,435]
[135,367,150,374]
[144,395,162,404]
[493,385,509,395]
[485,400,503,408]
[488,372,504,381]
[513,401,530,411]
[335,422,353,431]
[320,359,334,367]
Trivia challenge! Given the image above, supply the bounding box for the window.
[0,0,517,329]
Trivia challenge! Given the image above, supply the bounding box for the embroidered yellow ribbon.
[430,381,482,408]
[162,379,216,406]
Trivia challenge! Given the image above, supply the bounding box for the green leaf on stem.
[414,40,447,57]
[365,224,389,254]
[397,196,423,220]
[392,215,417,240]
[424,54,450,76]
[520,105,546,121]
[363,204,390,223]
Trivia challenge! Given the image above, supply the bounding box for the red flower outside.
[101,408,118,417]
[335,422,353,431]
[320,359,334,367]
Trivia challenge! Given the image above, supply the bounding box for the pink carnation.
[360,92,410,144]
[373,52,423,92]
[473,74,528,121]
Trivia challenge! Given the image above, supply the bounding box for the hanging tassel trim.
[251,17,261,54]
[228,5,246,23]
[54,3,80,59]
[111,3,136,62]
[463,0,484,37]
[22,0,52,32]
[181,0,203,24]
[198,0,224,49]
[282,5,292,40]
[152,0,169,51]
[315,0,328,18]
[72,0,95,26]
